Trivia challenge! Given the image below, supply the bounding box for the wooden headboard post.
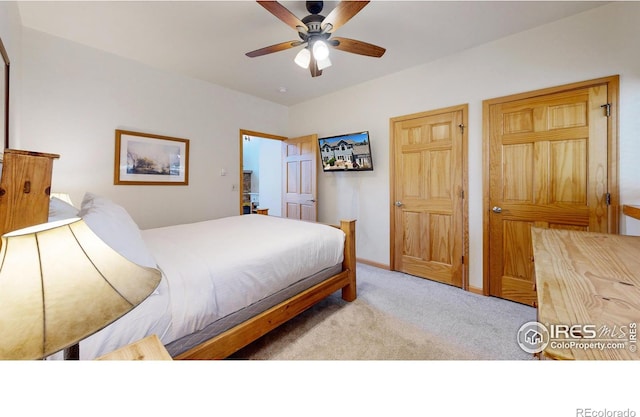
[0,149,60,240]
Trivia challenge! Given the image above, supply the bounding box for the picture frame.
[114,129,189,185]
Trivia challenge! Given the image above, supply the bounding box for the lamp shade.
[294,47,311,69]
[317,56,332,71]
[312,40,329,61]
[0,218,161,359]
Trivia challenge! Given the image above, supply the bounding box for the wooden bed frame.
[173,219,357,360]
[0,149,357,360]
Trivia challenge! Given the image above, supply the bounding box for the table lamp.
[0,217,161,360]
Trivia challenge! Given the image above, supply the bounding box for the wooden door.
[282,134,318,221]
[486,78,618,306]
[391,105,467,288]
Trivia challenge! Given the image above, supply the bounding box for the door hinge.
[606,193,611,206]
[601,103,611,117]
[458,123,465,134]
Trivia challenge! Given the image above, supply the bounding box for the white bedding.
[72,214,345,359]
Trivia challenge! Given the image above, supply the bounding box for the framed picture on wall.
[114,129,189,185]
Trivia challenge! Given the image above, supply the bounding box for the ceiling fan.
[246,1,386,77]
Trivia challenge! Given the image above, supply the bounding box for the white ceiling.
[17,1,607,106]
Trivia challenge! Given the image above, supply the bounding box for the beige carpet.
[228,263,536,360]
[230,295,482,360]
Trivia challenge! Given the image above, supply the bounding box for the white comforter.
[76,215,345,359]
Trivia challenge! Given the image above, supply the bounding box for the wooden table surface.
[96,334,172,360]
[531,227,640,360]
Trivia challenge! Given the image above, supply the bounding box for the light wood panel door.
[486,81,615,306]
[282,134,318,221]
[391,106,467,288]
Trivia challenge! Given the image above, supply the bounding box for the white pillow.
[78,192,158,271]
[48,197,79,222]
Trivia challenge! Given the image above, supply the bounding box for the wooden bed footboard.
[174,219,357,360]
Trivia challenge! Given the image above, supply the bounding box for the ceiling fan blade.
[330,37,385,57]
[321,1,370,33]
[310,56,323,77]
[257,1,308,33]
[246,40,302,58]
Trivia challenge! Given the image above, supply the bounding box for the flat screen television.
[318,131,374,172]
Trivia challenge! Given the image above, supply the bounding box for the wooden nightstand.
[96,334,172,360]
[256,208,269,215]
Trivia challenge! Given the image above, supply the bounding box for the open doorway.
[239,129,287,216]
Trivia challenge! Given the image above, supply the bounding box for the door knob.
[395,201,403,207]
[492,206,502,213]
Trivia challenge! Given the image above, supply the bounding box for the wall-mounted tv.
[318,131,374,172]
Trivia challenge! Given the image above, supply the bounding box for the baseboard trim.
[356,258,390,270]
[467,285,484,295]
[357,259,486,296]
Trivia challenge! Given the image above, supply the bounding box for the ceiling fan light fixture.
[247,1,385,78]
[317,56,332,71]
[312,40,330,61]
[294,47,311,68]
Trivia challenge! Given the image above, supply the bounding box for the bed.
[45,192,357,360]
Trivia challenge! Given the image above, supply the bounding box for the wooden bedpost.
[340,219,356,301]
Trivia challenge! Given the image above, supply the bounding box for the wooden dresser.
[531,227,640,360]
[0,149,60,239]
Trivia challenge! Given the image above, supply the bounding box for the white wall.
[288,2,640,289]
[242,136,283,216]
[19,28,289,229]
[243,136,261,195]
[257,138,283,217]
